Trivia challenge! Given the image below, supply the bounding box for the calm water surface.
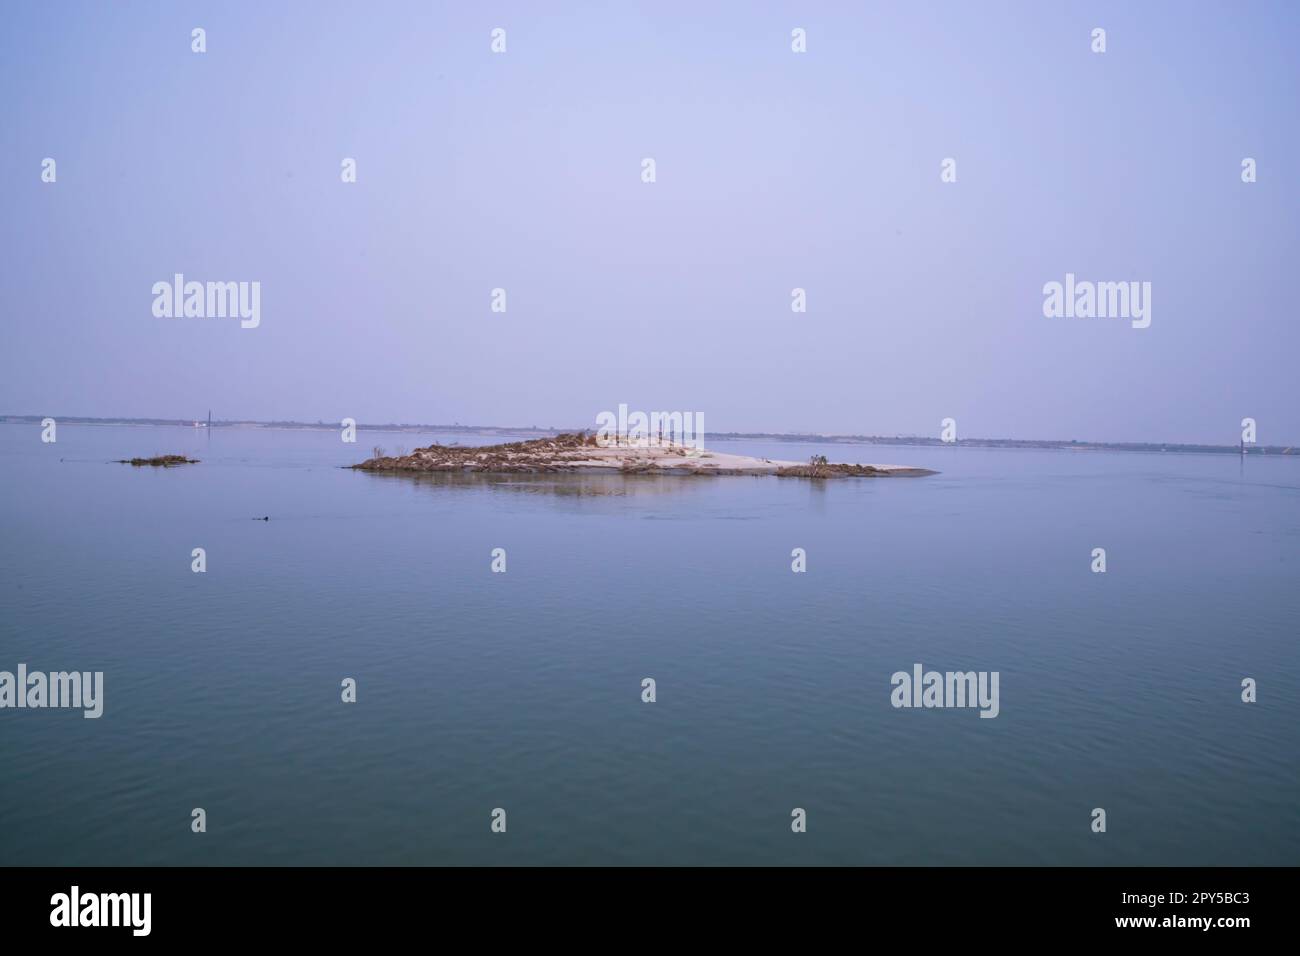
[1,423,1297,865]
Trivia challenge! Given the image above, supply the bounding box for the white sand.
[553,443,931,476]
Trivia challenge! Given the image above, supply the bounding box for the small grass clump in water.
[117,455,199,467]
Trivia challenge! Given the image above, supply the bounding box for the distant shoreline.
[1,414,1293,457]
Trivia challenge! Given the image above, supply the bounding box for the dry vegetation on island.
[116,455,199,467]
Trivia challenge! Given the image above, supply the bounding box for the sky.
[2,1,1297,444]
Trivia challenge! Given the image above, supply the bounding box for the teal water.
[1,423,1297,865]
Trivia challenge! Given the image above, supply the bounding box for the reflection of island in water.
[358,469,719,498]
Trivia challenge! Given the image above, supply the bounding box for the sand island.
[352,433,935,478]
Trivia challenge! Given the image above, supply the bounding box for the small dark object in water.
[117,455,198,467]
[253,516,269,521]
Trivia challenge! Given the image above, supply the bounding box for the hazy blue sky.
[2,1,1297,443]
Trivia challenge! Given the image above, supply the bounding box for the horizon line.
[1,413,1294,456]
